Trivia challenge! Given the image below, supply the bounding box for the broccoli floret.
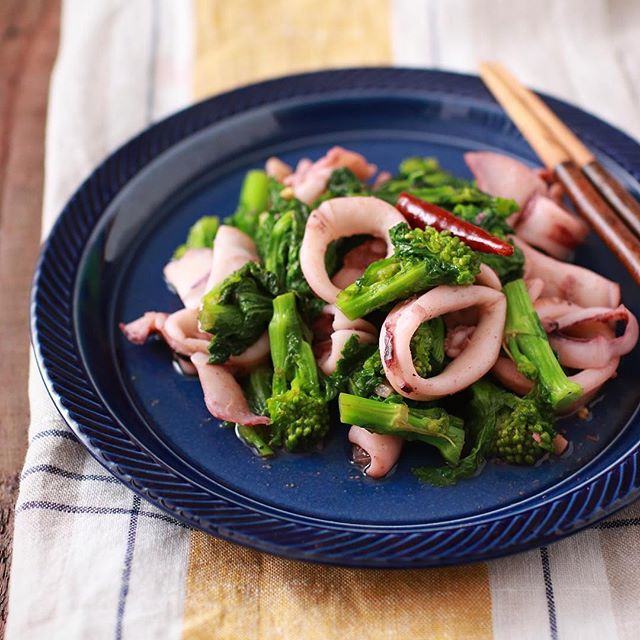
[503,279,582,410]
[235,365,274,457]
[336,223,480,320]
[267,292,330,452]
[493,387,555,465]
[338,393,465,466]
[413,379,558,485]
[199,262,280,364]
[225,170,270,238]
[173,216,220,259]
[410,317,445,378]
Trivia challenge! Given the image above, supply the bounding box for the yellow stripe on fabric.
[193,0,392,99]
[183,533,493,640]
[186,2,492,638]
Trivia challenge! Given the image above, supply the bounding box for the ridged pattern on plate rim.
[32,68,640,567]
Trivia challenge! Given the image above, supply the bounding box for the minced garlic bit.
[280,186,294,199]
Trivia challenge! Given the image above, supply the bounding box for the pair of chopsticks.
[479,62,640,285]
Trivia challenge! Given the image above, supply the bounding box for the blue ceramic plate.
[32,69,640,567]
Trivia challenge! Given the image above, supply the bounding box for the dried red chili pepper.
[396,192,514,256]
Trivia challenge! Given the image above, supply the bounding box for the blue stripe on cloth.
[540,546,559,640]
[21,464,119,483]
[29,429,77,444]
[115,496,141,640]
[15,500,186,528]
[17,501,133,516]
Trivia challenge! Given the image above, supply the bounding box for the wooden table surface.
[0,1,60,634]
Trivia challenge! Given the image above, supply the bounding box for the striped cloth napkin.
[8,1,640,638]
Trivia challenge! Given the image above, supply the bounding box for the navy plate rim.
[31,67,640,567]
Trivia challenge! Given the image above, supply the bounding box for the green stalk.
[339,393,407,429]
[236,426,274,457]
[503,279,582,409]
[338,394,464,465]
[336,260,432,320]
[269,292,318,394]
[229,170,270,237]
[239,170,269,215]
[264,210,293,283]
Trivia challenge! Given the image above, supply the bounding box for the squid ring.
[380,285,506,400]
[300,197,405,303]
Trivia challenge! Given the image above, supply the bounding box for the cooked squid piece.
[300,197,405,303]
[475,263,502,290]
[205,225,259,292]
[444,325,476,358]
[315,306,378,375]
[492,297,638,412]
[525,278,545,303]
[491,357,535,396]
[227,331,271,372]
[120,309,209,356]
[119,311,169,344]
[380,285,506,400]
[190,353,270,426]
[163,248,212,309]
[283,146,377,204]
[514,195,589,260]
[516,237,620,308]
[120,308,268,370]
[162,308,211,355]
[265,157,292,182]
[464,151,547,207]
[348,426,403,479]
[331,238,387,289]
[547,305,638,370]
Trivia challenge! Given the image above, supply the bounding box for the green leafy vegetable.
[324,334,378,401]
[413,379,559,486]
[378,156,523,282]
[412,381,497,486]
[348,349,387,399]
[173,216,220,259]
[199,262,280,364]
[318,167,368,200]
[235,365,274,457]
[493,387,555,465]
[375,157,466,203]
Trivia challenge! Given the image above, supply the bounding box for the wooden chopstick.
[488,62,640,238]
[479,62,640,286]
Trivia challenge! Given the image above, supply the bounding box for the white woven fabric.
[7,1,640,638]
[7,1,193,638]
